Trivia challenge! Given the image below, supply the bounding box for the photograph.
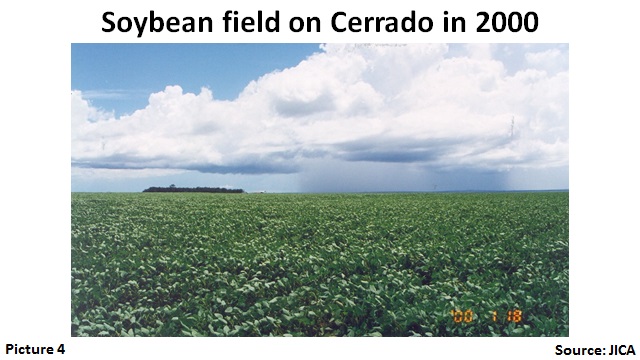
[71,43,569,337]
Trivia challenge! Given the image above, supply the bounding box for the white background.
[1,0,637,359]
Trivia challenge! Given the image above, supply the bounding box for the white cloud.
[71,90,114,125]
[71,44,568,187]
[525,48,569,75]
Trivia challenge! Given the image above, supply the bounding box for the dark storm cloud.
[72,151,301,175]
[337,136,446,163]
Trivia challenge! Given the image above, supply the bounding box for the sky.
[71,43,568,193]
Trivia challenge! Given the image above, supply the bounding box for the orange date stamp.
[450,309,523,323]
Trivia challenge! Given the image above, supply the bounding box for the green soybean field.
[71,192,568,337]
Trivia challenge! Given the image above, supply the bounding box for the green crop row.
[71,192,569,336]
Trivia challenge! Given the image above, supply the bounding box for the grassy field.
[71,191,568,337]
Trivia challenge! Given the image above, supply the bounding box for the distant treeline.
[142,185,244,193]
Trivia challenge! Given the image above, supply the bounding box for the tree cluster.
[142,185,244,193]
